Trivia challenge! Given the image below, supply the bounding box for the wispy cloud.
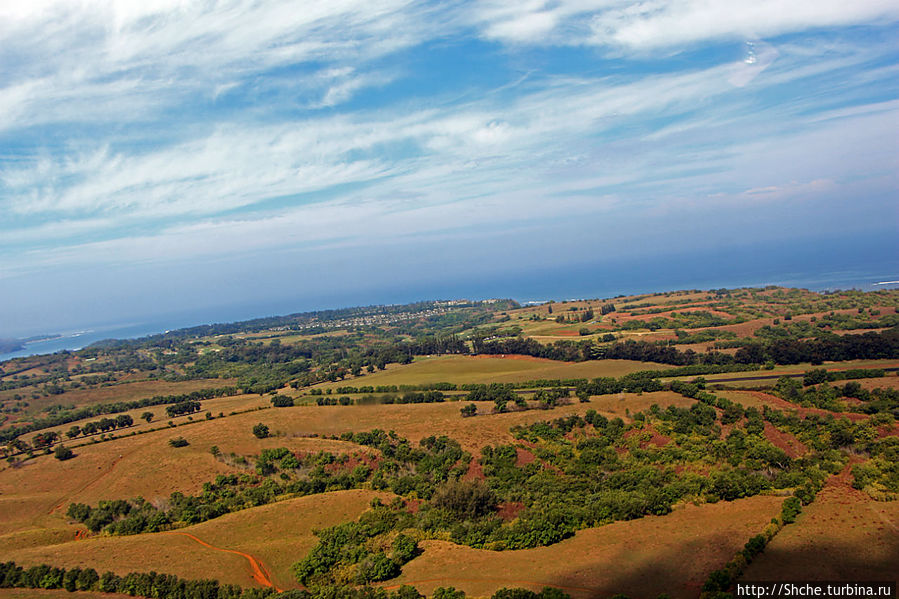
[469,0,899,49]
[0,1,896,330]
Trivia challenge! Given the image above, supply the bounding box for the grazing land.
[1,287,897,599]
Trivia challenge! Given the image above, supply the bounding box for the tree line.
[0,559,570,599]
[0,386,238,444]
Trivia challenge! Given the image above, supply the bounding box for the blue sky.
[1,1,898,338]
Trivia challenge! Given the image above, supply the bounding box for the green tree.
[54,445,74,461]
[253,423,270,439]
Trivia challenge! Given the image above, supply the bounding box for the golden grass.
[24,392,271,441]
[741,474,899,581]
[0,379,240,433]
[182,489,392,589]
[0,414,368,541]
[200,391,695,454]
[0,389,694,550]
[314,356,667,391]
[696,359,899,388]
[3,489,389,590]
[5,529,250,588]
[1,379,236,421]
[383,495,784,599]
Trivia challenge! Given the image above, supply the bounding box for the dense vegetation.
[0,560,567,599]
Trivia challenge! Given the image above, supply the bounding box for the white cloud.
[469,0,899,48]
[0,0,433,133]
[589,0,899,50]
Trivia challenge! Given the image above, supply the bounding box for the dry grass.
[856,375,899,391]
[0,414,368,541]
[315,356,667,391]
[698,360,899,389]
[383,495,783,599]
[208,391,695,453]
[742,469,899,581]
[3,489,389,590]
[22,392,271,441]
[5,529,251,588]
[1,378,237,429]
[182,489,392,589]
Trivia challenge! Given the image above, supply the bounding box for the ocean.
[2,262,896,362]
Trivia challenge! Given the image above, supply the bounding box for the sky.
[1,0,898,338]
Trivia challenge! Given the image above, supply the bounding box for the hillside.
[1,286,897,599]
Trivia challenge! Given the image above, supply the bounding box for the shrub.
[54,445,74,461]
[168,437,189,448]
[271,395,294,407]
[253,423,270,439]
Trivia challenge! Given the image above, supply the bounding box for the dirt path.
[165,531,283,592]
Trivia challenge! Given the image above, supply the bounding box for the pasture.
[385,495,784,599]
[314,356,668,391]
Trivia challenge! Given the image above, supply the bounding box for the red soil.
[464,458,486,481]
[763,422,808,458]
[496,502,525,521]
[742,391,869,422]
[165,531,283,592]
[623,425,671,449]
[515,447,536,467]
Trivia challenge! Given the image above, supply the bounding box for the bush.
[271,395,294,407]
[253,423,270,439]
[433,588,467,599]
[781,496,802,523]
[430,479,497,520]
[54,445,74,460]
[168,437,189,448]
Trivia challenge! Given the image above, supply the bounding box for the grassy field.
[17,391,272,442]
[0,389,694,553]
[741,467,899,582]
[384,495,784,599]
[695,359,899,388]
[216,391,695,453]
[4,489,390,591]
[0,414,368,541]
[0,378,237,428]
[314,356,668,391]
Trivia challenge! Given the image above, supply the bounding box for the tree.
[271,395,294,407]
[141,412,154,423]
[253,423,270,439]
[431,479,497,519]
[65,426,81,439]
[433,588,467,599]
[33,431,58,449]
[54,445,75,461]
[460,403,477,417]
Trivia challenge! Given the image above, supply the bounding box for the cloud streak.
[0,1,896,331]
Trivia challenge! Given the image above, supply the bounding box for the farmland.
[1,287,897,599]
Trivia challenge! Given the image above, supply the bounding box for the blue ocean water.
[2,260,896,362]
